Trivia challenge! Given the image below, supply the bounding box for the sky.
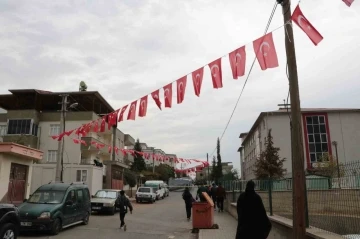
[1,0,359,175]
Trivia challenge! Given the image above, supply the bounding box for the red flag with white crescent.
[253,32,279,70]
[151,90,162,110]
[342,0,354,7]
[176,76,187,104]
[93,120,99,132]
[291,5,323,46]
[208,58,223,89]
[100,117,106,132]
[127,101,137,120]
[229,46,246,79]
[138,95,148,117]
[163,83,173,108]
[118,105,128,122]
[73,138,80,144]
[191,67,204,97]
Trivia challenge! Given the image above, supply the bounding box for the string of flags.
[50,2,354,169]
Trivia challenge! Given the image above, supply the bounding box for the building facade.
[0,89,135,195]
[196,162,234,182]
[240,108,360,180]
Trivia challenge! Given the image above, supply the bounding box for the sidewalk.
[199,210,237,239]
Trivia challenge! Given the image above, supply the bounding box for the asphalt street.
[19,190,197,239]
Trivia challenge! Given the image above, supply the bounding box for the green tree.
[130,139,146,172]
[254,129,286,179]
[155,164,175,183]
[223,169,240,181]
[124,170,137,197]
[210,156,216,181]
[216,137,223,182]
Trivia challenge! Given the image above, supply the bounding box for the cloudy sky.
[1,0,359,173]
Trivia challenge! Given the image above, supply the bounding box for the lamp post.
[332,141,341,186]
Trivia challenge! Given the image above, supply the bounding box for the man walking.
[210,183,218,210]
[196,184,209,202]
[236,180,271,239]
[216,183,226,212]
[116,190,133,231]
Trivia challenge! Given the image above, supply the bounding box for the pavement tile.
[199,210,237,239]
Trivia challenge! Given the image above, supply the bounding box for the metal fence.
[221,161,360,236]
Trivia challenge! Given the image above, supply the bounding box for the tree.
[210,156,216,181]
[223,169,240,181]
[309,153,345,178]
[254,129,286,179]
[155,164,175,183]
[130,139,146,172]
[216,137,223,182]
[124,170,137,197]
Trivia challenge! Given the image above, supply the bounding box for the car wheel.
[0,223,16,239]
[50,218,62,235]
[82,212,90,225]
[110,207,115,215]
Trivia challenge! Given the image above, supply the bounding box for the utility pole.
[55,94,68,182]
[111,126,116,161]
[279,0,307,238]
[152,148,155,173]
[206,153,209,184]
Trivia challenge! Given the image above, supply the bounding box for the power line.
[209,1,280,158]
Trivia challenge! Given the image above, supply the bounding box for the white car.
[135,187,156,203]
[144,180,166,200]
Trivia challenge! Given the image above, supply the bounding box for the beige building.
[196,162,233,182]
[0,89,135,195]
[240,108,360,180]
[0,143,43,205]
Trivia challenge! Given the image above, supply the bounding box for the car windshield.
[94,190,117,199]
[144,183,158,189]
[138,188,151,193]
[28,191,65,204]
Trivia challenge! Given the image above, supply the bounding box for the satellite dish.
[79,81,87,91]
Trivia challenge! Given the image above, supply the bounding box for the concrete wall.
[0,154,34,202]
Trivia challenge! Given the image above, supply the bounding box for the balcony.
[2,135,39,149]
[124,134,135,146]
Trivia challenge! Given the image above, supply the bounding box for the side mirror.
[65,200,73,206]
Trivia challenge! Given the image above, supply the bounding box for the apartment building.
[0,89,135,195]
[240,108,360,180]
[196,162,234,182]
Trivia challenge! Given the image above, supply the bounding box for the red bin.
[192,192,214,229]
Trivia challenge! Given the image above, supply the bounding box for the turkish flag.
[253,32,279,70]
[64,129,74,136]
[229,46,246,79]
[151,90,162,110]
[100,117,106,132]
[291,5,323,46]
[139,95,148,117]
[108,109,119,129]
[191,67,203,97]
[73,138,80,144]
[163,83,172,108]
[127,100,137,120]
[93,120,99,132]
[176,76,187,104]
[118,105,128,122]
[343,0,354,6]
[208,58,223,89]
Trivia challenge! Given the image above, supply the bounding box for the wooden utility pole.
[279,0,307,238]
[55,94,68,182]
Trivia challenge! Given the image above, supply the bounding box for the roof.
[239,132,248,138]
[241,108,360,146]
[0,89,114,114]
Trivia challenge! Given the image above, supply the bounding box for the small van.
[144,180,165,200]
[18,182,91,235]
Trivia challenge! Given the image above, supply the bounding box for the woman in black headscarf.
[236,180,272,239]
[182,187,195,221]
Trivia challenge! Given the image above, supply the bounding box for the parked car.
[144,180,165,200]
[163,183,170,197]
[135,187,156,203]
[91,189,127,215]
[0,204,20,239]
[18,182,91,235]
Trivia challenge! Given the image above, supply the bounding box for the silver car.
[91,189,128,215]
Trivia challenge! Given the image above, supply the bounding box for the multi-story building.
[196,162,233,182]
[0,89,135,194]
[240,108,360,180]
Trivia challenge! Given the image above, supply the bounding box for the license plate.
[92,207,101,210]
[21,222,32,226]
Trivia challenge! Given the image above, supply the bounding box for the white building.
[0,89,135,195]
[239,108,360,180]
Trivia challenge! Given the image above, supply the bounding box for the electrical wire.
[209,1,280,159]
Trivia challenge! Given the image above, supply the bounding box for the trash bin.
[192,192,214,229]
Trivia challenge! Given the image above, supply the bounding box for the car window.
[138,188,150,193]
[28,191,65,204]
[83,188,90,202]
[66,190,77,204]
[77,189,83,203]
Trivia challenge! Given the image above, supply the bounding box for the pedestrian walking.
[236,180,272,239]
[116,190,133,231]
[216,183,226,212]
[182,187,195,221]
[210,183,217,210]
[196,184,208,202]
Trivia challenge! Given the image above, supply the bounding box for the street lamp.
[332,141,341,188]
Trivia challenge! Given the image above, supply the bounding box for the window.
[305,115,329,163]
[66,190,77,204]
[77,189,83,203]
[83,188,90,201]
[76,170,88,182]
[0,125,6,136]
[49,124,60,136]
[47,150,57,163]
[7,119,32,135]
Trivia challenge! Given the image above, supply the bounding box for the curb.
[198,230,203,239]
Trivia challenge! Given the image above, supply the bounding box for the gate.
[8,163,28,204]
[111,166,123,189]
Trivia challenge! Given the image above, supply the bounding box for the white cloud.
[1,0,360,173]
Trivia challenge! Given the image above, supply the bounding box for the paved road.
[19,190,197,239]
